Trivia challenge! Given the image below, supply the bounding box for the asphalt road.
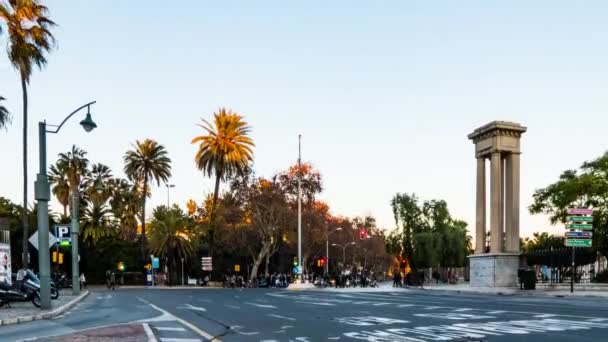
[2,287,608,341]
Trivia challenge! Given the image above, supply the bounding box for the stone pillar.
[500,157,505,251]
[505,153,520,252]
[475,157,486,254]
[490,152,502,253]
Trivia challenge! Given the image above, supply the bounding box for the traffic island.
[0,290,89,326]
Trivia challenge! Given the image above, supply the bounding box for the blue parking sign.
[152,257,159,269]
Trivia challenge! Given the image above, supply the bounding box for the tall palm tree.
[108,178,141,241]
[191,108,254,255]
[48,162,69,217]
[0,0,56,267]
[0,95,9,129]
[85,163,112,207]
[56,145,89,216]
[81,202,114,247]
[124,139,171,257]
[148,206,196,285]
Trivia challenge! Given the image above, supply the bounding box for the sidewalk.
[0,289,89,326]
[422,282,608,298]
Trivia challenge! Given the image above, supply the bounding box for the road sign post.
[565,208,594,293]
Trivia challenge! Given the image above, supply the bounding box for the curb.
[0,290,90,326]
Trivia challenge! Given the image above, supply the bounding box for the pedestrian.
[79,273,87,289]
[393,270,398,287]
[105,270,111,289]
[110,271,116,290]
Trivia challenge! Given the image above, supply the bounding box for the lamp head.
[80,108,97,132]
[335,227,343,231]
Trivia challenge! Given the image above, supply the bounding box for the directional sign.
[566,224,593,230]
[566,239,592,247]
[28,231,57,250]
[201,256,212,271]
[567,208,593,215]
[566,231,592,238]
[152,257,160,269]
[567,216,593,222]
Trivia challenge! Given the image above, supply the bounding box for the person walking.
[110,271,116,290]
[79,273,87,289]
[105,270,111,289]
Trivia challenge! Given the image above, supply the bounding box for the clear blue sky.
[1,1,608,241]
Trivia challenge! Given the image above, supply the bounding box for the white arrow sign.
[28,231,57,250]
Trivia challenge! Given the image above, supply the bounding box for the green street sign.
[567,216,593,222]
[566,224,593,230]
[566,239,592,247]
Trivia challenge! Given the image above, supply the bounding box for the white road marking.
[142,323,158,342]
[453,308,473,312]
[296,301,335,306]
[328,337,341,340]
[397,304,414,307]
[534,314,557,318]
[136,297,219,341]
[177,304,206,312]
[231,325,259,335]
[225,304,240,309]
[156,327,187,332]
[268,314,296,321]
[423,306,441,310]
[372,303,390,306]
[414,313,496,320]
[159,339,202,342]
[486,310,506,314]
[245,302,277,309]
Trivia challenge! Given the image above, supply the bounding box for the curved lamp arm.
[46,101,96,134]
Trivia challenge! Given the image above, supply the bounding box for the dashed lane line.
[156,327,187,331]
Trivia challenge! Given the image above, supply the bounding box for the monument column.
[506,153,520,252]
[475,157,486,254]
[490,151,502,253]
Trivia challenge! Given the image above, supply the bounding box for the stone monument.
[467,121,526,287]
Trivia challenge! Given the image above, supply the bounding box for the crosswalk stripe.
[160,339,202,342]
[156,327,187,331]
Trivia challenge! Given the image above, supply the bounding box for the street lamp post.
[331,242,356,267]
[35,101,97,308]
[166,183,175,207]
[297,134,302,279]
[181,257,185,286]
[325,227,343,276]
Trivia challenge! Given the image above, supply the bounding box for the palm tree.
[85,163,112,207]
[123,139,171,257]
[0,0,56,267]
[48,162,69,217]
[191,108,254,255]
[148,206,196,285]
[56,145,89,217]
[108,178,141,240]
[0,95,9,129]
[81,202,114,246]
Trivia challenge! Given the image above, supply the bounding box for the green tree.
[48,162,69,217]
[81,202,114,247]
[108,178,141,240]
[191,108,254,256]
[391,193,422,265]
[0,95,9,129]
[85,163,113,207]
[56,145,89,216]
[0,0,55,267]
[529,152,608,255]
[124,139,172,258]
[148,205,196,285]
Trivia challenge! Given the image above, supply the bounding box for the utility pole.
[297,134,302,278]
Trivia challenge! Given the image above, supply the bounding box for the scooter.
[0,270,41,308]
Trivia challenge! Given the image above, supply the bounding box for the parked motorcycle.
[0,270,41,308]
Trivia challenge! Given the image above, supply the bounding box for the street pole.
[35,121,51,310]
[325,238,329,276]
[181,257,184,286]
[571,247,576,293]
[297,134,302,279]
[35,101,96,306]
[166,184,175,207]
[71,190,80,295]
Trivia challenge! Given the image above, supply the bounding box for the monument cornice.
[468,121,527,143]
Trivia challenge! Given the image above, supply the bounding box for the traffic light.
[58,253,64,265]
[293,256,298,266]
[320,257,326,267]
[118,261,125,271]
[52,251,57,263]
[400,258,407,268]
[359,228,368,240]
